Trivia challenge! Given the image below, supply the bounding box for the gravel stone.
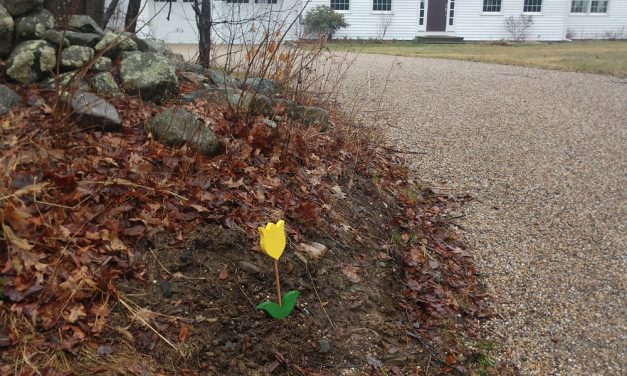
[318,339,331,353]
[238,261,260,274]
[340,54,627,376]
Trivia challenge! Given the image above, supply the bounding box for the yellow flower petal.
[258,220,286,260]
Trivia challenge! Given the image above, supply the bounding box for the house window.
[419,0,425,25]
[482,0,501,13]
[373,0,391,12]
[590,0,608,13]
[255,0,278,3]
[449,0,455,25]
[226,0,250,3]
[570,0,608,13]
[523,0,542,13]
[330,0,349,11]
[570,0,589,12]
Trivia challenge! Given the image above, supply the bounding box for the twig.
[118,296,184,357]
[239,286,257,309]
[149,249,205,280]
[149,248,173,275]
[304,262,336,331]
[80,179,188,201]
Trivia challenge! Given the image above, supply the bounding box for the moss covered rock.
[95,31,137,58]
[227,92,272,116]
[60,45,94,70]
[149,108,221,156]
[120,52,178,104]
[40,71,90,92]
[1,0,43,16]
[0,5,14,56]
[91,56,112,72]
[241,77,281,96]
[6,40,56,84]
[64,31,100,47]
[43,29,70,48]
[15,7,53,41]
[288,105,330,128]
[90,72,121,97]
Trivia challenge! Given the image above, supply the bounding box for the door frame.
[424,0,452,33]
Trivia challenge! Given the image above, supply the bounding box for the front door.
[426,0,447,32]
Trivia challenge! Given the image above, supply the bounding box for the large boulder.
[64,31,100,47]
[227,92,272,116]
[60,45,94,70]
[207,69,240,89]
[1,0,43,16]
[134,37,170,54]
[91,56,112,72]
[0,85,20,115]
[120,52,178,104]
[68,15,104,35]
[43,29,69,48]
[89,72,121,97]
[289,106,329,128]
[95,31,137,57]
[0,5,13,56]
[241,77,281,97]
[40,71,90,92]
[15,7,54,41]
[149,108,221,156]
[118,50,141,60]
[71,91,121,132]
[6,40,56,84]
[179,71,209,85]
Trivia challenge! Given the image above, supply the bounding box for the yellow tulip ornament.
[256,220,300,319]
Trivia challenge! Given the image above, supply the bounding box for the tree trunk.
[125,0,142,33]
[194,0,212,69]
[103,0,121,28]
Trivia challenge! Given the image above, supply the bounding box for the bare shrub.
[377,16,392,42]
[504,15,534,42]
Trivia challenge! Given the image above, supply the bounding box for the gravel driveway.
[339,54,627,375]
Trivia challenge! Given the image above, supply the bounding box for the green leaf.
[257,291,301,319]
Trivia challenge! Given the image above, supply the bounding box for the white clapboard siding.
[566,1,627,39]
[127,0,301,44]
[304,0,420,40]
[454,0,569,41]
[106,0,627,43]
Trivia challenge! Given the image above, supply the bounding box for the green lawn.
[328,40,627,77]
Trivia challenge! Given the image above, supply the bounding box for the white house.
[109,0,627,42]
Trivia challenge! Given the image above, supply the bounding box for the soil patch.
[110,177,431,375]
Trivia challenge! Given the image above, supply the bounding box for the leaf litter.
[0,83,490,375]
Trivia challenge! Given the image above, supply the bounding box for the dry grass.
[328,40,627,77]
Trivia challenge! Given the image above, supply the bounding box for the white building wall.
[304,0,420,40]
[566,1,627,39]
[105,0,302,44]
[105,0,627,43]
[454,0,569,41]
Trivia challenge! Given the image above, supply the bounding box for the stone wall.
[0,2,329,155]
